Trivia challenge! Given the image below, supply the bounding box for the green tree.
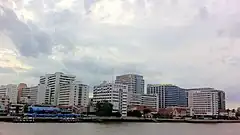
[23,104,29,113]
[95,101,113,116]
[127,110,142,117]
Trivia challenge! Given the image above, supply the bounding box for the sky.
[0,0,240,108]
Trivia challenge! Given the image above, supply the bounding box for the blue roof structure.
[29,106,61,112]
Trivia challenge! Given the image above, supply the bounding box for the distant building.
[21,86,38,104]
[20,84,49,105]
[93,81,128,117]
[72,81,89,107]
[17,83,27,103]
[0,84,18,103]
[187,88,219,116]
[39,72,76,106]
[0,96,10,111]
[115,74,144,94]
[147,84,187,108]
[218,90,226,111]
[36,84,50,105]
[128,92,159,112]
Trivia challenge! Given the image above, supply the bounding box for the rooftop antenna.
[111,67,115,84]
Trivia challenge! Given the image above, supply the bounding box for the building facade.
[147,84,187,108]
[17,83,27,103]
[0,84,18,104]
[72,81,89,107]
[21,86,38,104]
[40,72,76,106]
[93,81,128,117]
[187,88,219,116]
[218,90,226,111]
[115,74,144,94]
[128,92,159,111]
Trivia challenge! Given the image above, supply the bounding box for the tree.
[23,104,29,113]
[112,111,122,117]
[127,110,142,117]
[143,109,151,115]
[95,101,113,116]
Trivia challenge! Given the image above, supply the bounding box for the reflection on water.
[0,122,239,135]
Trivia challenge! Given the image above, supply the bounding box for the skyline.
[0,0,240,109]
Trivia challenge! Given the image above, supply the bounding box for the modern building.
[115,74,144,94]
[0,84,18,103]
[21,86,38,104]
[128,92,159,111]
[72,81,89,107]
[93,81,128,117]
[36,84,50,105]
[147,84,187,108]
[217,90,226,111]
[39,72,76,106]
[0,96,10,110]
[17,83,27,103]
[187,88,219,116]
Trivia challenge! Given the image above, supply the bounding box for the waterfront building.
[115,74,144,94]
[20,84,49,105]
[72,81,89,107]
[187,88,219,116]
[147,84,187,108]
[218,90,226,111]
[0,95,10,111]
[21,86,38,104]
[93,81,128,117]
[128,92,159,112]
[0,84,18,103]
[17,83,27,103]
[39,72,76,106]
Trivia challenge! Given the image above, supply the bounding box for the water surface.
[0,122,239,135]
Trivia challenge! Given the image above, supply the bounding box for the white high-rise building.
[72,81,89,107]
[20,84,49,105]
[37,84,49,105]
[21,86,38,104]
[93,81,128,117]
[40,72,76,106]
[187,88,219,116]
[0,84,18,103]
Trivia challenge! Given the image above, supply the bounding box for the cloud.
[1,0,240,108]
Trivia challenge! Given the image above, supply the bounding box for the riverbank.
[1,116,240,123]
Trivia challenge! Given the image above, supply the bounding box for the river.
[0,123,239,135]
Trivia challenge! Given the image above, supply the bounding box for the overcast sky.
[0,0,240,108]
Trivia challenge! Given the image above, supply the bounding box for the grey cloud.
[0,6,53,57]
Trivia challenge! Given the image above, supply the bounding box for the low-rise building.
[128,92,159,112]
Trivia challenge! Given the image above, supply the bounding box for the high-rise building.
[93,81,128,117]
[115,74,144,94]
[218,90,226,111]
[187,88,219,116]
[128,92,159,111]
[147,84,187,108]
[0,84,18,103]
[21,86,38,104]
[39,72,76,106]
[37,84,50,105]
[72,81,89,107]
[17,83,27,103]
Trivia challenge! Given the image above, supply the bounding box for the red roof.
[129,105,156,112]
